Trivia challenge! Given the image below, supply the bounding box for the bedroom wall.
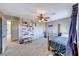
[33,22,45,39]
[46,17,71,34]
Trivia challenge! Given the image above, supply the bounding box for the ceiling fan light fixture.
[41,18,44,21]
[36,13,49,22]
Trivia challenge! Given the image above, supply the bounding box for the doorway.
[58,24,60,33]
[7,20,11,46]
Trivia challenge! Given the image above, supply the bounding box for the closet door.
[0,16,7,54]
[11,19,19,41]
[58,24,60,33]
[0,17,2,53]
[2,17,7,53]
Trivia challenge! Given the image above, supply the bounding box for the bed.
[48,33,69,55]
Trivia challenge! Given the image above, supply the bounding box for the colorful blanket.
[50,36,69,55]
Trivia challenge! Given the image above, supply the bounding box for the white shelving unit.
[19,21,33,43]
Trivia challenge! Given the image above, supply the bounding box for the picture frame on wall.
[48,25,53,27]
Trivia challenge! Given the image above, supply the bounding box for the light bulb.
[42,18,44,21]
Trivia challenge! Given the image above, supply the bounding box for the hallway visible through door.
[7,20,11,46]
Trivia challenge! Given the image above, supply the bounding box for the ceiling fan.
[37,14,50,22]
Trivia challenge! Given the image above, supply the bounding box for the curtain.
[66,4,78,56]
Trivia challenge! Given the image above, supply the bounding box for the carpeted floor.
[1,38,50,56]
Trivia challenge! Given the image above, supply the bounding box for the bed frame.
[48,35,51,51]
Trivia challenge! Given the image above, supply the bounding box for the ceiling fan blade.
[45,17,50,19]
[44,19,47,21]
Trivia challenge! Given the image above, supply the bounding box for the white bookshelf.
[19,21,33,43]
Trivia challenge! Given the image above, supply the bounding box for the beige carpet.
[1,38,50,56]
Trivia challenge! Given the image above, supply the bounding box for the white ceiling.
[0,3,74,22]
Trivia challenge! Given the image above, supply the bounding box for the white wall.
[46,17,71,34]
[33,22,45,39]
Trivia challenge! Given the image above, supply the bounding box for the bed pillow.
[58,33,62,36]
[61,33,68,38]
